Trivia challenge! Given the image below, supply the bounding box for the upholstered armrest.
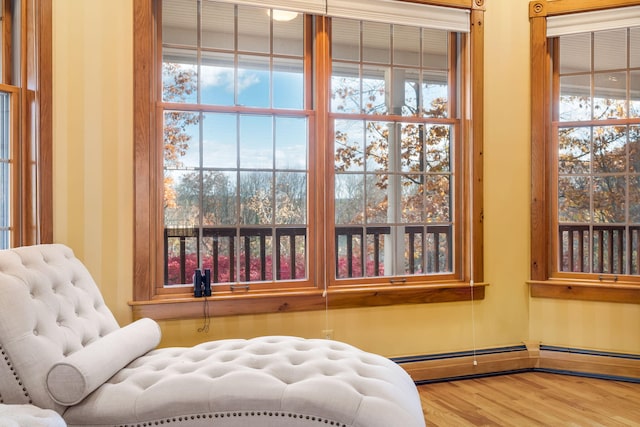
[46,318,161,405]
[0,404,67,427]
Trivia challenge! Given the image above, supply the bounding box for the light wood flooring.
[418,372,640,426]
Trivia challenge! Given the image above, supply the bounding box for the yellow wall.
[51,0,640,358]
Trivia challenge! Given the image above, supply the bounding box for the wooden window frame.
[0,0,52,248]
[131,0,486,321]
[529,0,640,304]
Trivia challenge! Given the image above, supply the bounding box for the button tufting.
[33,330,38,336]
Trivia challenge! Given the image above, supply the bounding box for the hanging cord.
[198,296,210,333]
[470,280,478,366]
[322,286,329,336]
[469,133,478,367]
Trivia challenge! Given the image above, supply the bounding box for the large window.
[132,0,485,319]
[0,85,18,248]
[0,0,52,249]
[530,0,640,303]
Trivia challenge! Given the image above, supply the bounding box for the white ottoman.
[62,336,426,426]
[0,404,66,427]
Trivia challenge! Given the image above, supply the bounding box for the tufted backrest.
[0,244,120,413]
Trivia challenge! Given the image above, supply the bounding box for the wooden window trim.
[131,0,486,320]
[1,0,52,247]
[528,0,640,303]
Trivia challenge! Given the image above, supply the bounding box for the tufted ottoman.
[0,244,425,427]
[61,336,424,426]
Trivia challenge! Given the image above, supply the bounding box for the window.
[0,85,18,248]
[530,0,640,303]
[132,0,485,319]
[0,0,52,249]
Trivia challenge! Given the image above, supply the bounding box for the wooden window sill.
[528,279,640,304]
[129,282,488,321]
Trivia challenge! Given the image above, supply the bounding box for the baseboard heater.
[394,342,640,384]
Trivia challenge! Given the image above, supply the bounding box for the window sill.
[528,279,640,304]
[129,282,487,321]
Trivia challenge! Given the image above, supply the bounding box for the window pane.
[332,63,361,113]
[335,119,365,172]
[238,5,270,53]
[365,121,389,172]
[594,29,626,71]
[165,169,201,228]
[424,124,451,172]
[629,175,640,223]
[203,171,237,226]
[275,116,307,170]
[632,27,640,68]
[559,74,591,121]
[423,175,450,223]
[363,21,390,64]
[273,58,304,110]
[365,174,388,224]
[631,70,640,118]
[165,232,199,285]
[592,126,626,173]
[238,55,270,108]
[631,125,640,172]
[239,232,273,281]
[202,1,234,50]
[240,171,273,225]
[394,25,420,67]
[275,172,306,224]
[162,53,198,104]
[201,233,235,283]
[401,175,423,223]
[335,174,364,225]
[593,176,625,223]
[332,18,360,61]
[594,72,626,119]
[273,12,303,56]
[422,70,449,118]
[201,51,235,106]
[558,176,590,223]
[203,113,237,169]
[558,127,590,174]
[362,65,388,115]
[0,92,8,160]
[402,68,420,116]
[559,32,590,74]
[162,0,197,47]
[239,115,272,169]
[164,110,200,169]
[422,28,448,70]
[400,123,423,173]
[0,161,8,250]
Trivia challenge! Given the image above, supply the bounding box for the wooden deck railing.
[165,224,452,285]
[559,224,640,275]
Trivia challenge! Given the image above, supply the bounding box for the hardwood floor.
[418,372,640,426]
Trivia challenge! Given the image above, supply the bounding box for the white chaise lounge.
[0,244,425,427]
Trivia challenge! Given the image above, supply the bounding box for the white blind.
[547,6,640,37]
[209,0,470,32]
[211,0,326,15]
[327,0,470,32]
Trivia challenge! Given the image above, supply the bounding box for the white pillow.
[46,318,161,405]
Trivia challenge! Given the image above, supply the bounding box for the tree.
[163,62,199,210]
